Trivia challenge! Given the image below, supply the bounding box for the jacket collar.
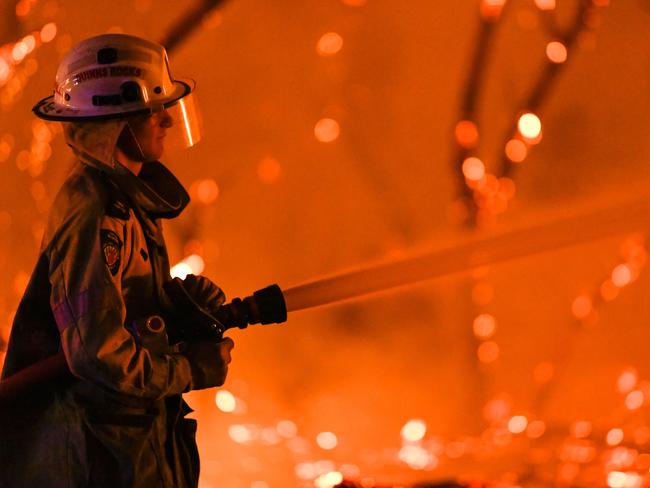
[63,119,189,219]
[110,161,190,219]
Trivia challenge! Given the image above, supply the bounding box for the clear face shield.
[159,90,203,153]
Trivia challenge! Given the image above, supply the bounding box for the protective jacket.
[0,119,199,487]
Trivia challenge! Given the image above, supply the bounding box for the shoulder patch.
[101,229,122,276]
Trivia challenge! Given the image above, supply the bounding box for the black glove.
[182,338,234,390]
[181,274,226,314]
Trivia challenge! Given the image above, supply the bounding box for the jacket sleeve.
[48,199,193,399]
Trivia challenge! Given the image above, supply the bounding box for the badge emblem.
[101,229,122,276]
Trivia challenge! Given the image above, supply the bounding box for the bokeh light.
[314,471,343,488]
[194,179,219,204]
[170,262,192,280]
[526,420,546,439]
[401,419,427,442]
[229,424,254,444]
[546,41,568,63]
[606,428,624,446]
[40,23,58,43]
[472,313,496,339]
[517,113,542,140]
[455,120,479,148]
[505,138,528,163]
[612,264,633,287]
[277,420,297,438]
[625,390,644,410]
[317,32,344,56]
[215,390,237,412]
[617,368,638,394]
[477,341,499,363]
[316,431,338,450]
[462,156,485,181]
[507,415,528,434]
[571,294,593,319]
[398,445,436,470]
[314,118,340,143]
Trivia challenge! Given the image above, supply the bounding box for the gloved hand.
[182,338,234,390]
[181,274,226,314]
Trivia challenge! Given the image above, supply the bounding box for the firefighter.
[0,33,233,487]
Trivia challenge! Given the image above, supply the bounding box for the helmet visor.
[162,90,203,152]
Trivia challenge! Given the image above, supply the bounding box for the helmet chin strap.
[116,120,147,163]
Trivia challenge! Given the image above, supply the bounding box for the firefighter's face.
[126,109,173,162]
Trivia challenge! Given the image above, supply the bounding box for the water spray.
[2,195,649,408]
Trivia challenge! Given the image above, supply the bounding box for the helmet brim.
[32,79,193,122]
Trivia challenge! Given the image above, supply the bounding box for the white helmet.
[34,33,202,147]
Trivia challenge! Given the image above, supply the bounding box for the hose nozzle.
[164,279,287,341]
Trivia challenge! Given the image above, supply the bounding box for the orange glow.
[571,294,593,319]
[401,419,427,442]
[601,279,620,301]
[533,361,555,384]
[526,420,546,439]
[625,390,644,410]
[317,32,344,56]
[462,157,485,182]
[606,428,624,446]
[505,138,528,163]
[30,181,46,202]
[341,0,367,5]
[215,390,236,412]
[314,118,340,143]
[617,368,638,394]
[507,415,528,434]
[13,272,30,296]
[471,282,494,305]
[257,157,282,184]
[571,420,592,438]
[517,113,542,140]
[454,120,479,148]
[40,23,58,43]
[636,453,650,470]
[316,431,338,450]
[612,263,633,287]
[546,41,568,63]
[477,340,499,363]
[472,313,496,339]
